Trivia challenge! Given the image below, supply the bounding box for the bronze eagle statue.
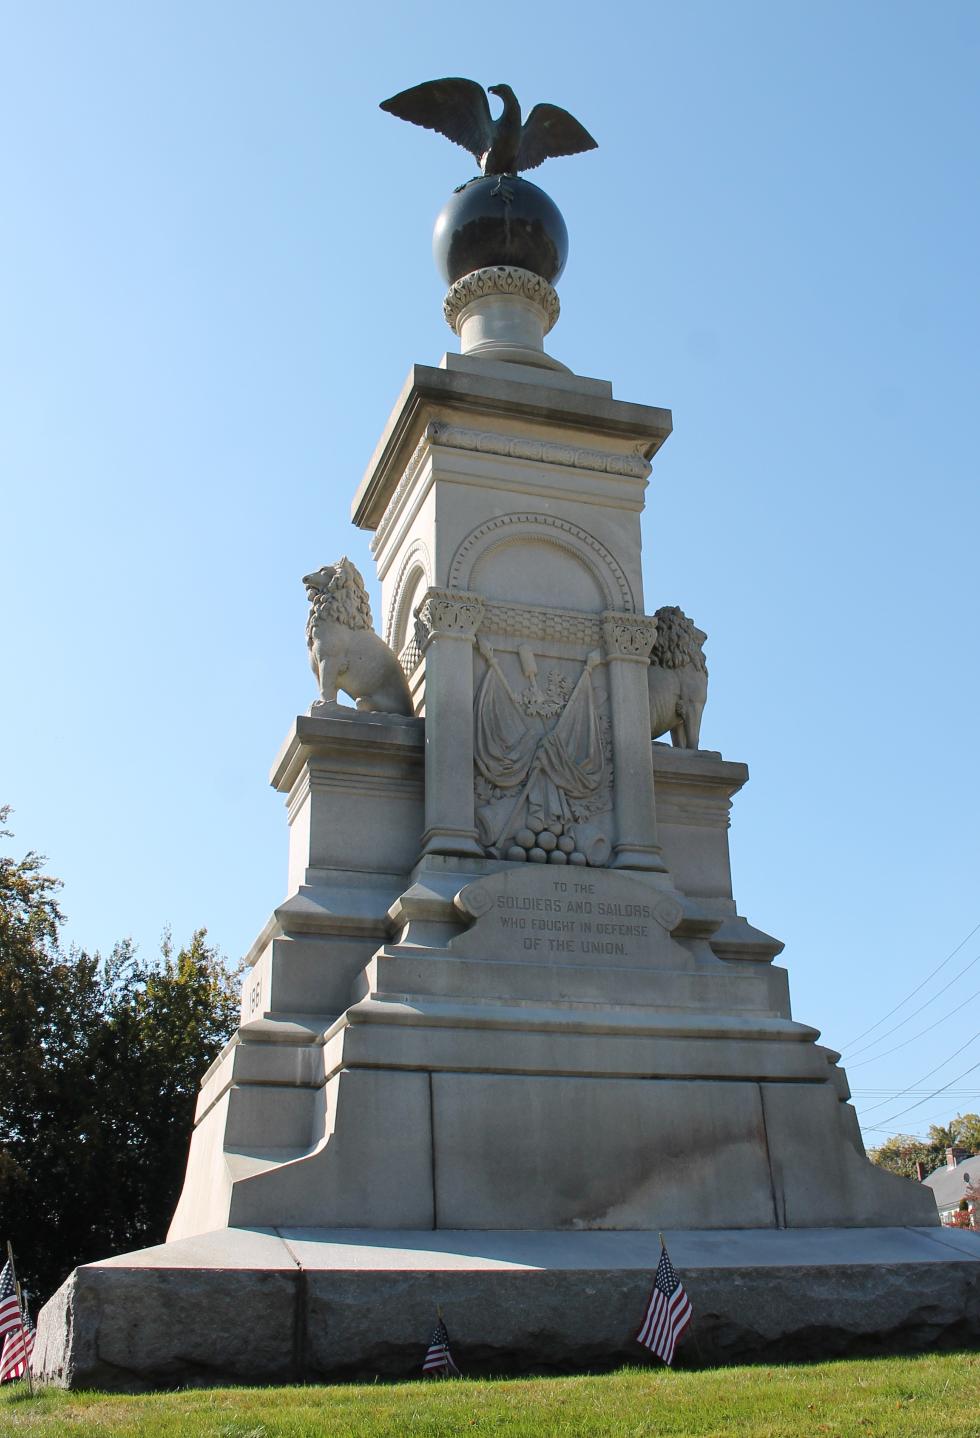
[379,79,597,176]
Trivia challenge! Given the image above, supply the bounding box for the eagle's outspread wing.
[380,78,493,165]
[516,103,598,173]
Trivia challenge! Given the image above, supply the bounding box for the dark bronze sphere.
[433,176,568,286]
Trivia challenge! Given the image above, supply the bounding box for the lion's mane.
[307,558,373,636]
[651,606,707,673]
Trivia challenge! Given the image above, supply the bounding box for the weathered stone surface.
[761,1081,940,1228]
[34,1227,980,1389]
[429,1074,778,1229]
[223,1068,435,1232]
[34,1246,298,1391]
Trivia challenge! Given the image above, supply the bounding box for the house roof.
[922,1153,980,1210]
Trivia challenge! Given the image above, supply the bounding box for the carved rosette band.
[432,423,650,478]
[370,421,651,557]
[443,266,561,335]
[415,589,484,649]
[601,612,660,661]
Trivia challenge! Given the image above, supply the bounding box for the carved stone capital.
[601,612,659,661]
[415,589,484,647]
[444,266,560,335]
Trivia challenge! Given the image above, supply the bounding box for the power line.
[851,1088,980,1096]
[839,918,980,1052]
[843,950,980,1061]
[860,1059,980,1130]
[855,1029,980,1122]
[845,979,980,1068]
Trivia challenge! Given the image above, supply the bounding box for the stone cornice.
[270,713,424,795]
[351,364,673,533]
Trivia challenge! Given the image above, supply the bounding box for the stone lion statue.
[303,559,414,716]
[647,606,708,749]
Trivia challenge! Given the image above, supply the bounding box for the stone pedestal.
[35,348,957,1388]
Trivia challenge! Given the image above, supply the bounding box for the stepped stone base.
[34,1226,980,1390]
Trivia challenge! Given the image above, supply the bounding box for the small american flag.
[0,1302,34,1385]
[0,1264,20,1341]
[636,1242,693,1366]
[422,1315,459,1377]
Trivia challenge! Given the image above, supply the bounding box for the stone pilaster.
[415,588,485,859]
[601,611,668,873]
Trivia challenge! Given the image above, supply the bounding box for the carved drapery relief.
[601,613,660,661]
[473,640,613,867]
[449,513,635,612]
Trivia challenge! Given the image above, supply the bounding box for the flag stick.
[5,1241,34,1396]
[658,1231,664,1249]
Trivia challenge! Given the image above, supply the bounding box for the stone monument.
[35,81,978,1387]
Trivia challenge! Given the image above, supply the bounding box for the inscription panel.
[451,867,685,969]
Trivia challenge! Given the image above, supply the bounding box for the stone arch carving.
[385,539,433,648]
[448,514,635,612]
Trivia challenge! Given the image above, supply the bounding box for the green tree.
[868,1114,980,1180]
[928,1114,980,1156]
[89,929,241,1254]
[867,1134,940,1180]
[0,810,240,1303]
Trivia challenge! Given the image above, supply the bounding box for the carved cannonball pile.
[505,825,588,867]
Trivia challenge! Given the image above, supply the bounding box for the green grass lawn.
[1,1354,978,1437]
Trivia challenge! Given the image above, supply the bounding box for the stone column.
[415,588,485,859]
[601,612,669,873]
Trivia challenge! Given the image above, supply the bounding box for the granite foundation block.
[33,1226,980,1390]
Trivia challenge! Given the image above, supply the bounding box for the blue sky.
[3,2,978,1148]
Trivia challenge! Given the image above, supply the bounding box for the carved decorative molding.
[431,423,650,479]
[601,612,659,660]
[398,637,423,676]
[415,589,484,646]
[443,266,560,334]
[448,513,635,612]
[370,422,649,557]
[405,595,625,673]
[370,423,439,555]
[383,537,432,647]
[479,601,603,647]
